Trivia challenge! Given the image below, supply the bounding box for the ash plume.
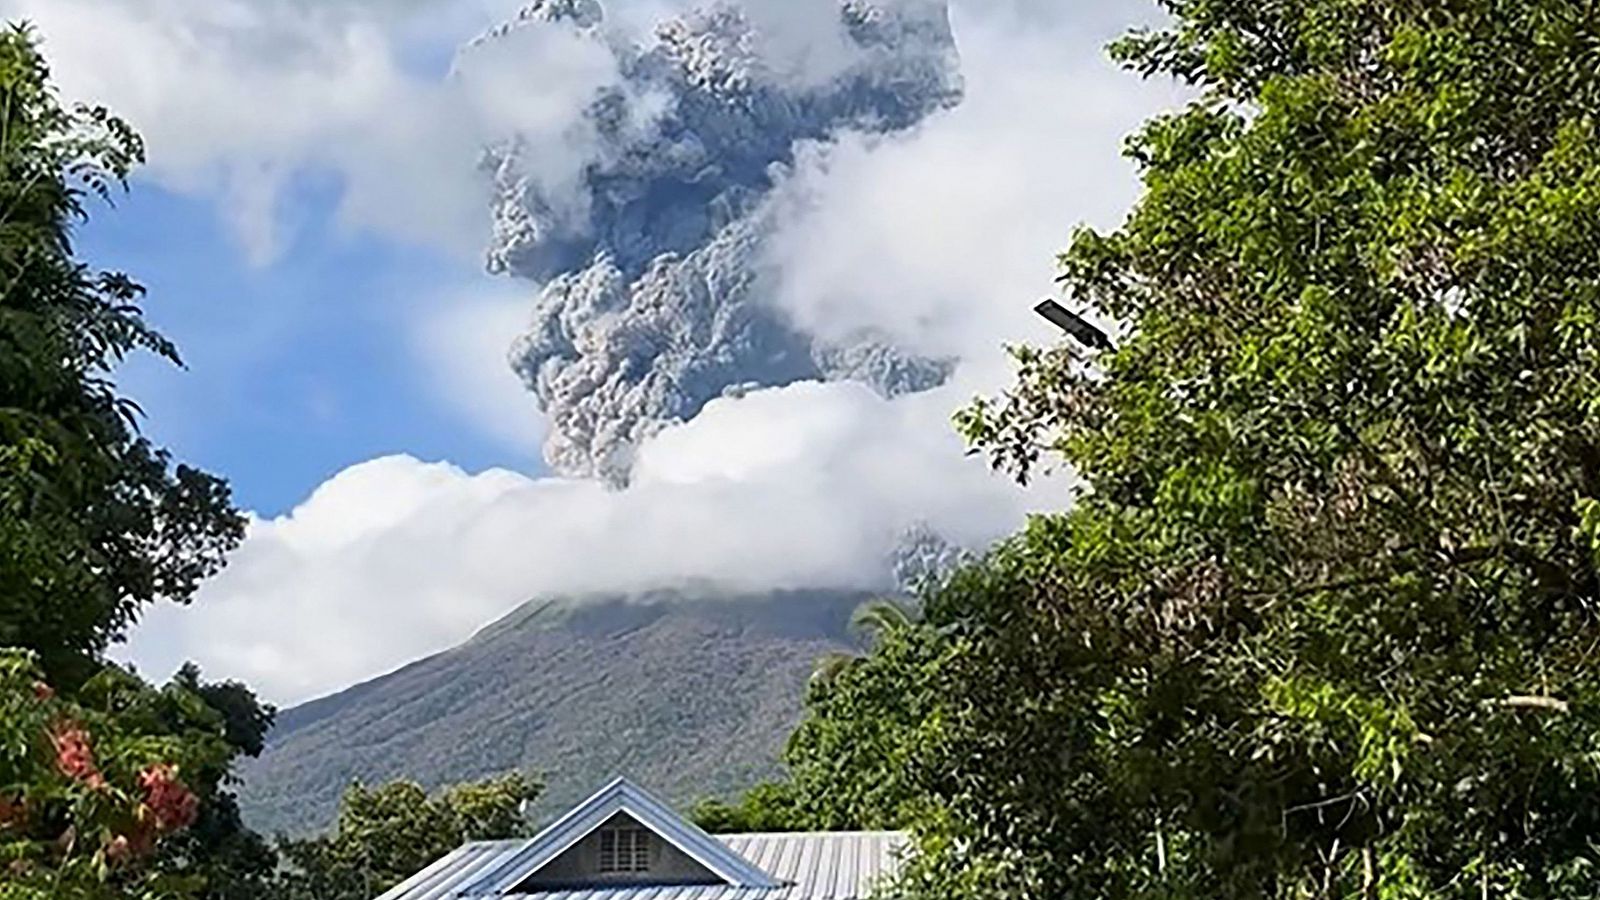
[471,0,964,484]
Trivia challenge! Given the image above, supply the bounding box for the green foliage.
[0,649,239,899]
[781,0,1600,896]
[0,23,244,686]
[146,665,279,900]
[0,649,279,900]
[690,781,805,834]
[0,24,276,899]
[785,616,951,834]
[275,773,544,900]
[809,597,921,688]
[695,595,935,835]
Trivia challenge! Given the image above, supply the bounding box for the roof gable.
[509,810,723,891]
[459,777,781,895]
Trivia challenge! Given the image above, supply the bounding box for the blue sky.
[79,178,543,516]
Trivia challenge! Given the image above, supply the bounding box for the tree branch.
[1491,695,1570,714]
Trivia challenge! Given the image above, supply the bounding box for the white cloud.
[762,0,1189,368]
[4,0,619,263]
[122,380,1041,705]
[736,0,860,87]
[412,283,547,455]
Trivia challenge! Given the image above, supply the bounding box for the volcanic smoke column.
[469,0,966,485]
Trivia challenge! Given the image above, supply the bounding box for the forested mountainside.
[237,589,870,835]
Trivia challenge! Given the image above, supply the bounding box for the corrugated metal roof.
[463,778,780,895]
[377,831,910,900]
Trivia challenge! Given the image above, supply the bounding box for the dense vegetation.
[275,774,542,900]
[0,650,275,899]
[714,1,1600,897]
[0,23,281,899]
[0,29,243,691]
[0,25,540,898]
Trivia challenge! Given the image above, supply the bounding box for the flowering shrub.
[139,765,199,834]
[0,649,211,899]
[49,724,106,789]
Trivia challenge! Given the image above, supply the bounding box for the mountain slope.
[237,589,868,836]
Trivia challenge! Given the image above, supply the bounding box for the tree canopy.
[0,650,278,900]
[275,773,544,900]
[0,23,244,687]
[0,25,554,900]
[0,24,274,899]
[761,0,1600,897]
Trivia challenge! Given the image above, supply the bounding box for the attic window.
[598,826,651,873]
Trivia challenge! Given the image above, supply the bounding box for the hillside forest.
[5,1,1600,898]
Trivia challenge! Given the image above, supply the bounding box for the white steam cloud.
[4,0,623,263]
[127,381,1033,704]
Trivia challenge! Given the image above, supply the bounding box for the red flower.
[138,764,198,833]
[31,681,54,701]
[49,724,105,789]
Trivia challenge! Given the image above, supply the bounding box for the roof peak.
[455,777,782,895]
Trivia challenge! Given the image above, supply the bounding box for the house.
[375,777,909,900]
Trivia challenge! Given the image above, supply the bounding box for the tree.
[149,666,279,900]
[0,23,277,899]
[690,781,806,834]
[0,651,279,900]
[781,0,1600,896]
[0,23,244,686]
[275,773,544,900]
[810,596,921,686]
[701,597,937,836]
[1,650,221,899]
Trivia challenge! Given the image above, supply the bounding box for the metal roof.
[377,831,910,900]
[374,778,908,900]
[462,778,781,894]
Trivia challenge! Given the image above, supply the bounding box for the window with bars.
[597,826,652,874]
